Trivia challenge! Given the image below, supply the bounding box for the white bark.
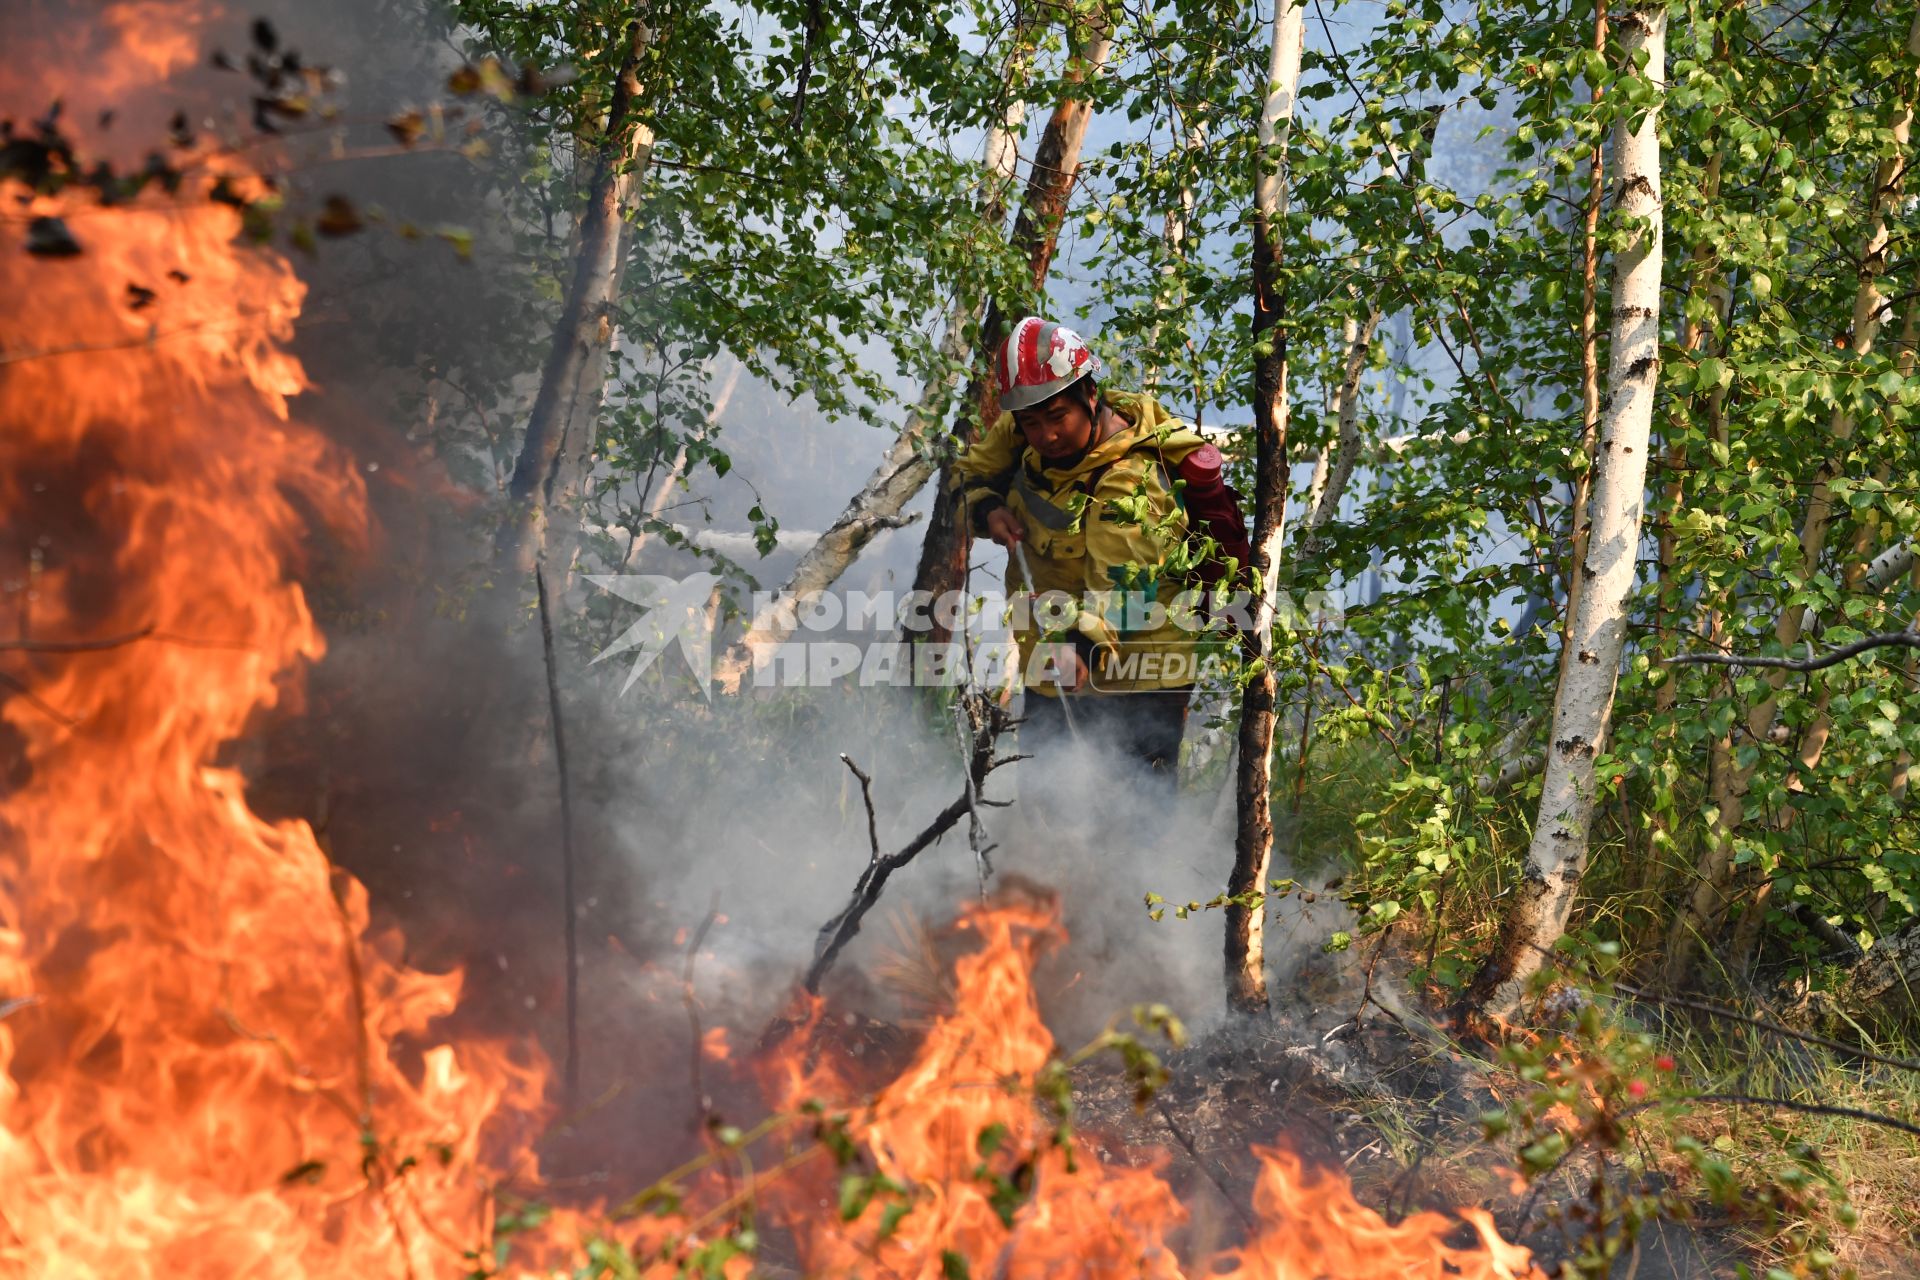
[596,520,846,559]
[1224,0,1308,1016]
[1253,0,1306,231]
[497,17,656,574]
[615,362,743,569]
[1478,3,1664,1014]
[1472,709,1548,796]
[1305,309,1380,533]
[1868,541,1918,592]
[1247,0,1305,614]
[1148,112,1205,395]
[646,365,742,523]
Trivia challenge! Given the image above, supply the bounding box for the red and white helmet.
[995,316,1102,411]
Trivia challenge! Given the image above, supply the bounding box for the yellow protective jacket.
[955,390,1213,697]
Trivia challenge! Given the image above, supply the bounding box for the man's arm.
[954,410,1022,537]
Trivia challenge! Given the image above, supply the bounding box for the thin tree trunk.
[1467,0,1665,1016]
[615,362,743,572]
[908,18,1115,645]
[1148,67,1211,397]
[1557,0,1610,665]
[1665,9,1920,984]
[1304,308,1379,538]
[1780,303,1920,784]
[1891,555,1920,803]
[1146,123,1202,394]
[1653,152,1729,717]
[1729,302,1920,972]
[711,86,1030,687]
[1224,0,1306,1016]
[496,17,655,576]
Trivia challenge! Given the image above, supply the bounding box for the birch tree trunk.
[710,91,1029,689]
[1663,9,1920,984]
[1304,309,1379,537]
[908,18,1115,645]
[1224,0,1306,1015]
[496,16,655,577]
[1557,0,1609,664]
[1779,305,1920,786]
[1467,1,1665,1016]
[1148,77,1210,399]
[1891,554,1920,803]
[1146,124,1202,396]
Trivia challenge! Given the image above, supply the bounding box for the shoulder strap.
[1012,432,1189,531]
[1010,465,1081,532]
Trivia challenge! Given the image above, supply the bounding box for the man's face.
[1013,387,1094,462]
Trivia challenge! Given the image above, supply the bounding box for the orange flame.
[0,55,556,1280]
[1,15,1545,1278]
[754,901,1544,1280]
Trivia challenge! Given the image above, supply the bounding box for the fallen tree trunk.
[1831,916,1920,1036]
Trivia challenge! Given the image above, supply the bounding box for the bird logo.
[586,573,722,697]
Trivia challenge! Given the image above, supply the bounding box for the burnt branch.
[953,696,997,899]
[0,670,75,725]
[804,695,1012,994]
[0,624,155,652]
[535,563,581,1109]
[840,754,880,862]
[1157,1100,1257,1233]
[786,0,827,131]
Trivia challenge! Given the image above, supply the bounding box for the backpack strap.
[1009,464,1082,531]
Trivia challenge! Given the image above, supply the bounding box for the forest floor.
[1064,947,1920,1279]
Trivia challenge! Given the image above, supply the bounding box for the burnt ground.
[1064,980,1758,1280]
[743,881,1919,1279]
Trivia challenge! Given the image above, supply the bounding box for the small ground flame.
[748,900,1544,1280]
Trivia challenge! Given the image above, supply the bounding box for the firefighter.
[956,317,1243,778]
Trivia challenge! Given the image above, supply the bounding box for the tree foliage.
[431,0,1920,1007]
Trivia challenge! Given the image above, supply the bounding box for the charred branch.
[535,563,582,1109]
[804,696,1015,993]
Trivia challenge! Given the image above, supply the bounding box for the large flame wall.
[0,101,551,1280]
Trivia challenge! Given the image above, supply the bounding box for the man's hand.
[984,507,1025,548]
